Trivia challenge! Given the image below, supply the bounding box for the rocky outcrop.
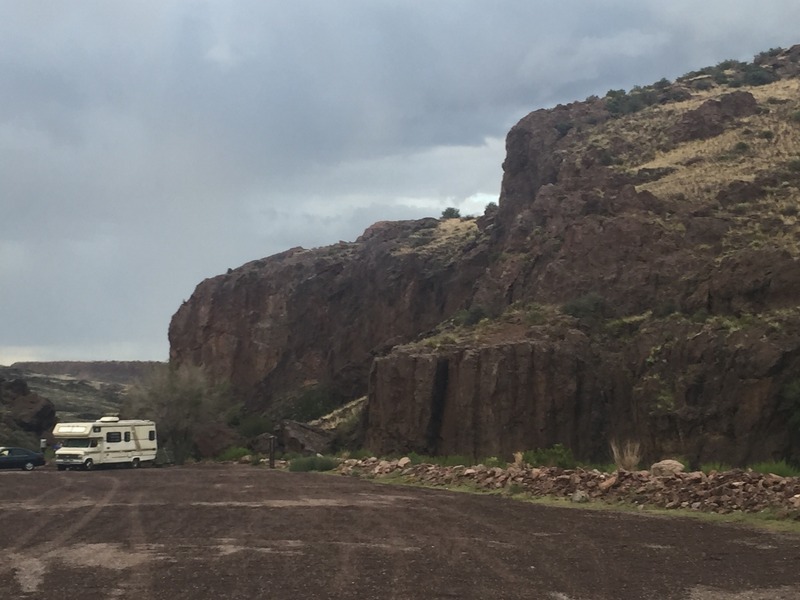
[0,377,56,442]
[671,91,758,142]
[366,313,800,465]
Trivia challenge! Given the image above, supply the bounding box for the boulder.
[278,420,333,456]
[651,460,685,477]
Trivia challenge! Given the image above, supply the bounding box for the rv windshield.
[62,438,92,448]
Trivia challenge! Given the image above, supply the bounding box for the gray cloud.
[1,0,798,363]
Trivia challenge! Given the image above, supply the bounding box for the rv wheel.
[84,458,94,471]
[131,458,141,469]
[57,466,66,471]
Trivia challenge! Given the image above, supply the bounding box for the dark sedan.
[0,447,46,471]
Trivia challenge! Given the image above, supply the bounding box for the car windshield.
[61,438,92,448]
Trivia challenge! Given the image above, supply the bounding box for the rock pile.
[337,458,800,518]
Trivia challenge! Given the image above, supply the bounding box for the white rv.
[53,417,157,470]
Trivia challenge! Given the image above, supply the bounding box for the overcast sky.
[2,1,798,365]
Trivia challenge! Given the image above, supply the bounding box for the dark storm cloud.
[2,0,799,362]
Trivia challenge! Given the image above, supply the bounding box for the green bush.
[217,446,251,462]
[441,207,461,219]
[522,444,577,469]
[741,65,777,86]
[288,455,339,472]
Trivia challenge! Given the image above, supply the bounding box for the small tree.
[441,207,461,219]
[122,364,232,464]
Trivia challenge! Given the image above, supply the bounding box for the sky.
[2,1,799,365]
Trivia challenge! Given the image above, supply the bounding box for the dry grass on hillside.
[392,217,479,257]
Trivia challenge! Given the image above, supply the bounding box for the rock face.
[169,219,489,414]
[170,47,800,465]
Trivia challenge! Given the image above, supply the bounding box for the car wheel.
[131,458,141,469]
[23,461,35,471]
[84,458,94,471]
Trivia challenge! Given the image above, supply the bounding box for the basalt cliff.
[170,47,800,466]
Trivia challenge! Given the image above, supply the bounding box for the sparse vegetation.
[283,385,344,423]
[748,460,800,478]
[452,305,488,327]
[610,440,642,471]
[522,444,577,469]
[217,446,251,462]
[562,292,608,323]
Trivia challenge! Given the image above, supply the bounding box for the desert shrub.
[524,303,547,326]
[693,78,714,91]
[554,122,573,137]
[217,446,251,462]
[757,130,775,140]
[653,77,671,90]
[441,207,461,219]
[452,305,488,327]
[733,141,751,154]
[122,364,232,464]
[522,444,577,469]
[790,111,800,124]
[288,455,338,472]
[563,292,608,323]
[237,414,273,438]
[787,159,800,173]
[741,65,777,86]
[610,439,641,471]
[653,300,678,318]
[749,460,800,478]
[284,385,343,423]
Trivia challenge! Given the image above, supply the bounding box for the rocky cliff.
[170,46,800,465]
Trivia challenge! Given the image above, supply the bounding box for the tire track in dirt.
[108,489,154,600]
[37,474,121,553]
[3,474,121,597]
[2,476,83,552]
[430,495,535,594]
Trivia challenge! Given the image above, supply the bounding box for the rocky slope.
[170,46,800,466]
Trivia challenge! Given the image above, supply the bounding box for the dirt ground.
[1,464,798,600]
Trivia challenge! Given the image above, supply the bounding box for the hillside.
[170,45,800,466]
[0,361,162,434]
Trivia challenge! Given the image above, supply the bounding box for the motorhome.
[53,417,157,470]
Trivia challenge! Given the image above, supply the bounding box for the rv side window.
[93,426,101,433]
[91,440,98,448]
[124,432,131,442]
[107,432,122,443]
[149,431,155,441]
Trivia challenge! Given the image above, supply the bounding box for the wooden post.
[269,436,275,469]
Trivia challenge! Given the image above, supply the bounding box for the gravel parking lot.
[1,464,798,599]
